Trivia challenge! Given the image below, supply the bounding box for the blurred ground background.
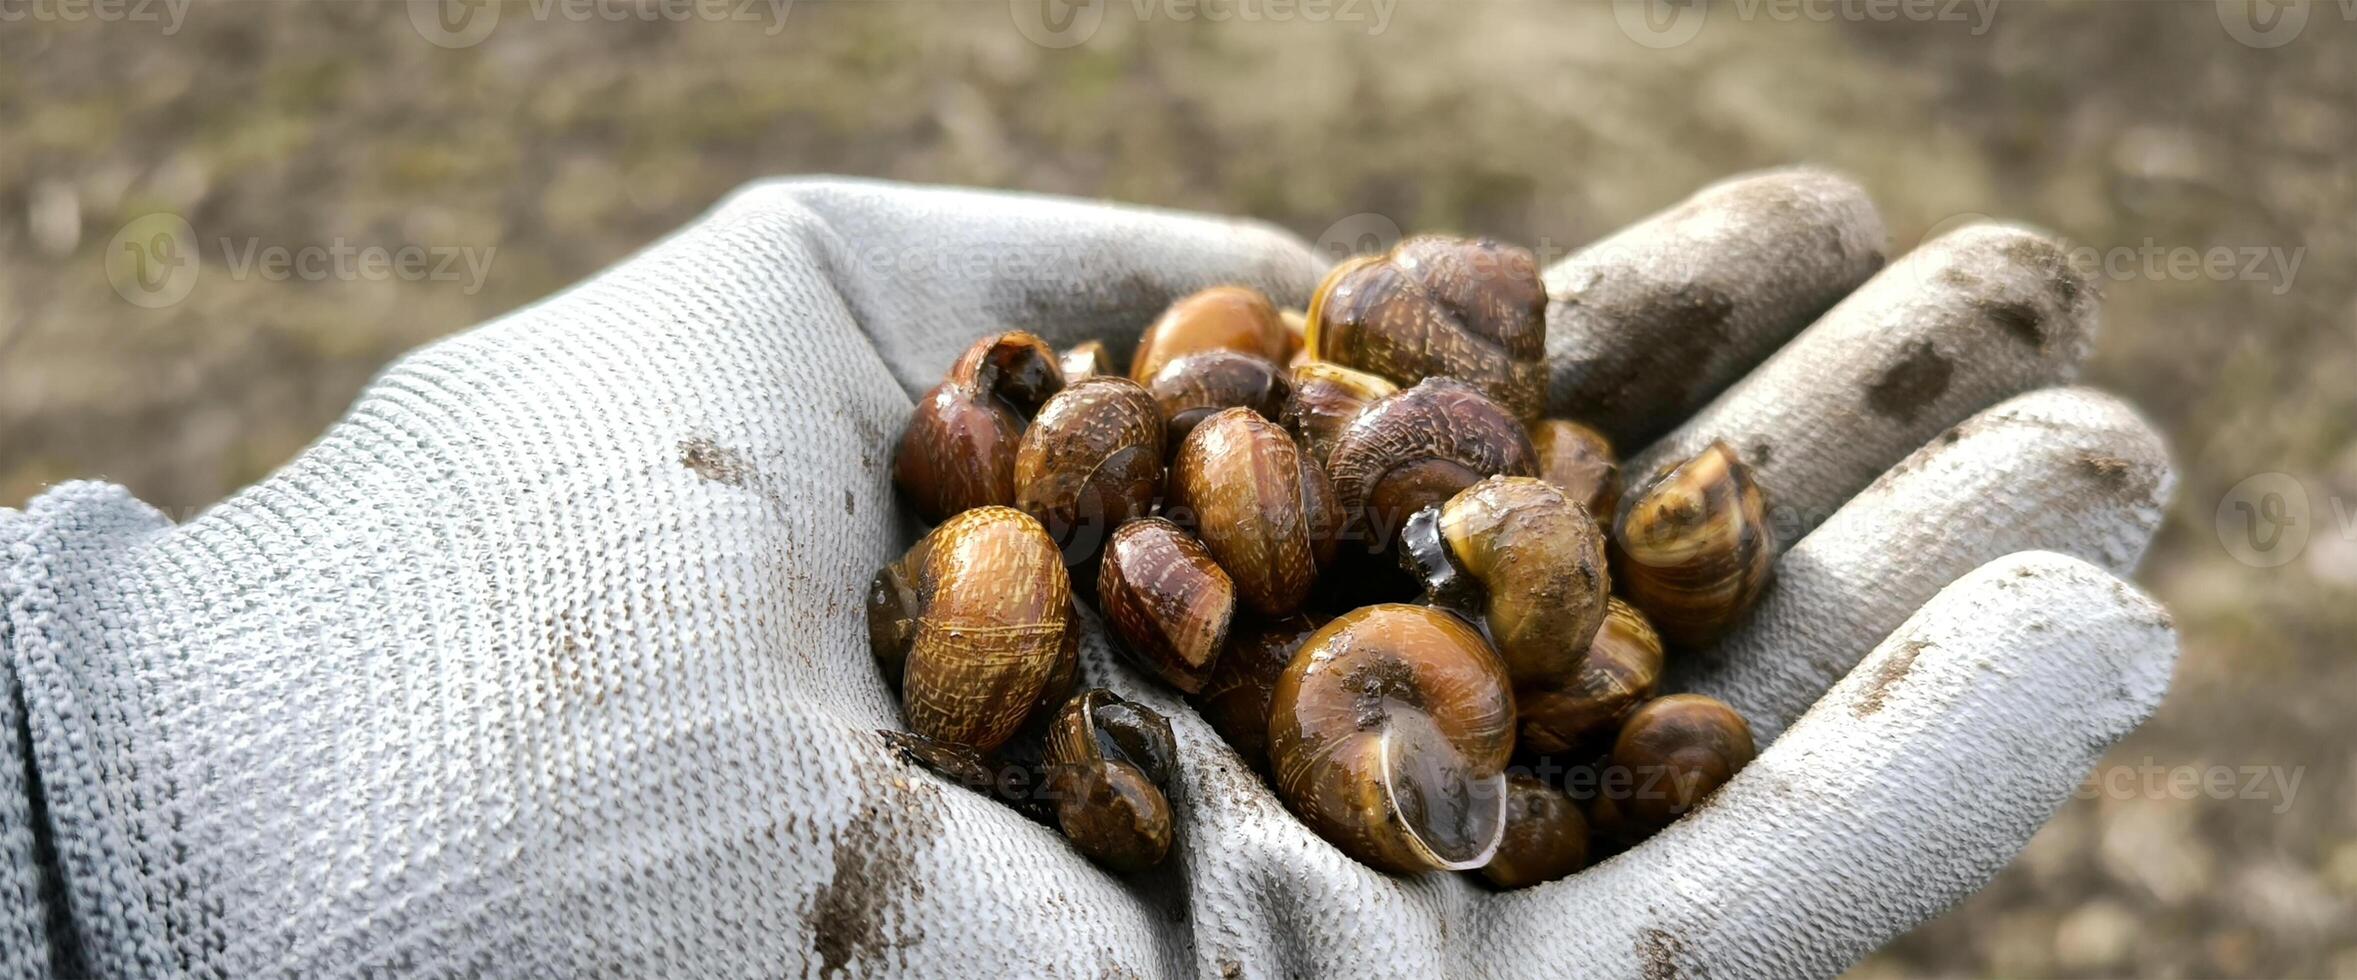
[2,1,2352,975]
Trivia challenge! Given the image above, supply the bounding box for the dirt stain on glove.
[808,783,934,975]
[1862,342,1954,422]
[1637,927,1688,980]
[1853,640,1931,718]
[680,436,753,486]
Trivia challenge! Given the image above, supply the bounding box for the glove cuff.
[2,482,179,979]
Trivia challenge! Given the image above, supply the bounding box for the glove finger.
[1628,222,2099,546]
[1542,168,1888,449]
[1474,551,2177,979]
[1672,386,2173,743]
[732,179,1326,395]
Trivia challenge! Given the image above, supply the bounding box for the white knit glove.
[0,171,2175,979]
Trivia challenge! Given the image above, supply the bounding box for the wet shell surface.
[1325,377,1538,553]
[1131,285,1291,384]
[1096,517,1237,694]
[865,506,1073,752]
[1305,236,1548,421]
[1266,603,1516,874]
[1014,375,1165,566]
[1169,408,1340,617]
[1611,440,1775,649]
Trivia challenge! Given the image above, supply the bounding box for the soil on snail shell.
[1344,657,1430,731]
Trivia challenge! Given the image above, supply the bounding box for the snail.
[1592,693,1755,842]
[1611,441,1775,649]
[1014,375,1165,567]
[866,506,1072,752]
[1280,361,1398,468]
[1130,285,1291,385]
[1096,518,1236,694]
[1146,350,1293,451]
[1514,598,1663,756]
[1168,408,1340,617]
[1304,235,1548,422]
[893,331,1066,524]
[1398,476,1609,688]
[1325,378,1538,554]
[1479,774,1589,889]
[1530,419,1622,533]
[1060,340,1117,381]
[1266,604,1516,874]
[1188,612,1329,770]
[1045,688,1179,871]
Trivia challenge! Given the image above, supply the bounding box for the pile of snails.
[868,237,1771,886]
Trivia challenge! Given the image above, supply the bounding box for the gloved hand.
[0,170,2176,979]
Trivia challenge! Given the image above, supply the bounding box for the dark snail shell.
[1325,377,1538,554]
[1515,597,1663,756]
[1399,476,1609,688]
[893,331,1066,524]
[1061,340,1117,381]
[1530,419,1622,533]
[1096,518,1236,694]
[1611,441,1775,649]
[1187,612,1329,770]
[1046,689,1178,871]
[1479,774,1590,889]
[865,506,1072,752]
[1267,604,1516,874]
[1304,235,1548,422]
[1131,285,1291,385]
[1147,350,1293,451]
[1168,408,1339,617]
[1280,361,1399,468]
[1594,693,1755,841]
[1014,376,1165,567]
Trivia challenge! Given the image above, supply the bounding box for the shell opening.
[1377,707,1506,872]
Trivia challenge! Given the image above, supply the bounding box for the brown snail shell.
[1060,340,1117,381]
[865,506,1072,752]
[1611,441,1775,649]
[1515,598,1663,756]
[1046,689,1178,871]
[1188,612,1329,770]
[1325,377,1538,554]
[1479,774,1589,889]
[1131,285,1290,384]
[1281,308,1311,368]
[1399,476,1609,688]
[893,331,1066,524]
[1304,236,1548,422]
[1530,419,1622,533]
[1096,518,1236,694]
[1168,408,1340,617]
[1267,603,1516,874]
[1147,350,1293,451]
[1014,376,1165,567]
[1280,361,1399,468]
[1594,693,1755,840]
